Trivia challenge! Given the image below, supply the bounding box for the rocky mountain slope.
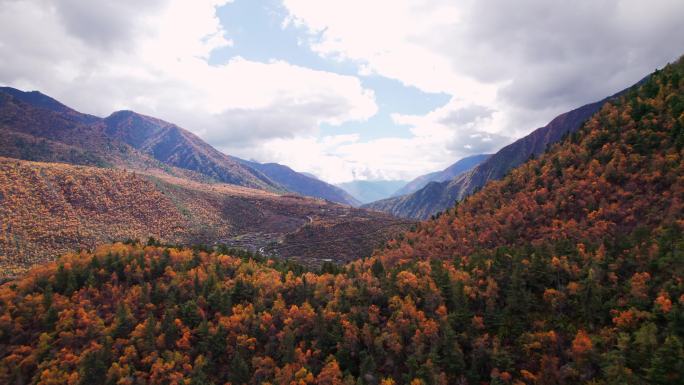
[392,153,490,197]
[365,79,646,219]
[102,110,281,191]
[1,56,682,385]
[0,87,360,204]
[237,159,360,206]
[0,157,412,279]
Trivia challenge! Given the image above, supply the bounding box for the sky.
[1,0,683,184]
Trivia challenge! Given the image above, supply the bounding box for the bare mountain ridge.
[236,159,360,206]
[101,110,281,191]
[0,87,358,204]
[364,78,647,219]
[392,153,491,197]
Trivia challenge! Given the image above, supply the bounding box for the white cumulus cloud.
[2,0,683,185]
[0,0,377,148]
[279,0,684,182]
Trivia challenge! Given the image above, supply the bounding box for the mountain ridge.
[364,76,649,219]
[392,153,491,197]
[336,180,408,204]
[1,56,682,385]
[101,109,282,192]
[0,156,412,278]
[0,87,359,204]
[236,159,360,206]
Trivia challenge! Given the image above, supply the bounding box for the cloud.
[392,98,511,159]
[190,62,377,147]
[282,0,498,100]
[230,95,511,184]
[233,133,459,184]
[283,0,684,143]
[52,0,167,49]
[445,0,684,112]
[439,105,495,127]
[0,0,377,147]
[2,0,683,184]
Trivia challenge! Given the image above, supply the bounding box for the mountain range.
[0,156,410,278]
[363,78,647,219]
[0,88,412,277]
[336,180,408,204]
[392,153,491,197]
[0,86,358,206]
[334,154,492,204]
[238,159,360,206]
[1,55,682,385]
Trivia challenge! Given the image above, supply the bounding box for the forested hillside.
[0,57,683,385]
[0,158,411,279]
[364,78,643,219]
[0,87,365,204]
[0,159,192,278]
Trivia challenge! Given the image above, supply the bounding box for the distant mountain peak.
[336,180,409,204]
[0,86,361,204]
[364,74,647,219]
[236,159,361,206]
[392,153,491,197]
[0,87,65,110]
[0,86,100,124]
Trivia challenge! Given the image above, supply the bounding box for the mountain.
[0,88,277,190]
[336,180,408,204]
[101,110,282,191]
[0,157,412,279]
[0,86,99,124]
[0,88,132,169]
[0,87,363,204]
[0,87,413,278]
[1,57,682,384]
[236,159,360,206]
[300,171,320,179]
[378,58,684,263]
[364,80,646,219]
[392,153,491,196]
[368,57,684,382]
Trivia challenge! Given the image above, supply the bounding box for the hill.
[237,159,360,206]
[392,154,490,197]
[0,157,412,279]
[0,56,682,384]
[0,89,138,170]
[0,87,99,124]
[336,180,408,204]
[102,110,281,192]
[372,57,684,381]
[364,80,645,219]
[0,87,360,204]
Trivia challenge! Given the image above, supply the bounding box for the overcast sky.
[1,0,683,183]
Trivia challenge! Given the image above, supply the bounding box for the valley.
[1,57,683,384]
[0,157,412,279]
[1,3,683,384]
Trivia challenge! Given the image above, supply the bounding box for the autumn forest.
[1,18,684,385]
